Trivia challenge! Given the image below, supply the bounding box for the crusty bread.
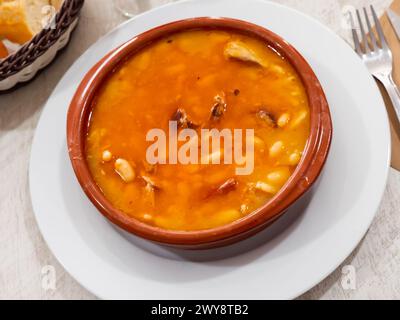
[0,41,8,58]
[50,0,63,11]
[0,0,51,44]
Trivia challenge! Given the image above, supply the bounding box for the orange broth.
[86,30,310,231]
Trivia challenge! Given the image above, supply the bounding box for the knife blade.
[387,8,400,41]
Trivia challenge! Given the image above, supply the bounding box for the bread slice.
[0,41,8,58]
[51,0,63,11]
[0,0,51,44]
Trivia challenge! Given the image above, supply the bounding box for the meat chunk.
[224,41,267,67]
[216,178,238,195]
[171,108,198,129]
[141,175,160,208]
[206,178,238,199]
[210,93,227,121]
[141,175,161,191]
[256,109,277,128]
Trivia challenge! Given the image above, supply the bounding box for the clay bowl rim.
[67,17,333,248]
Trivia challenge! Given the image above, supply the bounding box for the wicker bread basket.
[0,0,84,91]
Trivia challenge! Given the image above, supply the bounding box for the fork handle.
[380,74,400,125]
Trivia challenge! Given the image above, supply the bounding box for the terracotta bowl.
[67,17,332,250]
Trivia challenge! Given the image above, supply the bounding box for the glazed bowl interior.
[67,17,332,249]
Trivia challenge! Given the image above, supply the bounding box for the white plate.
[29,0,391,299]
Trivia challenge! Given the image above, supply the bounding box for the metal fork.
[351,5,400,123]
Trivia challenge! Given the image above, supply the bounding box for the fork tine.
[363,7,378,50]
[356,9,370,53]
[350,11,363,55]
[371,5,388,48]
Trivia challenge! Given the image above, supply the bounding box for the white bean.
[143,214,153,222]
[277,113,290,128]
[269,141,284,158]
[289,152,301,165]
[267,168,290,185]
[115,158,135,182]
[102,150,112,162]
[255,182,278,194]
[291,110,308,128]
